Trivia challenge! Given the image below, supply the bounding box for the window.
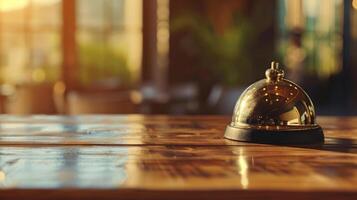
[76,0,142,87]
[277,0,343,79]
[0,0,142,88]
[0,0,62,84]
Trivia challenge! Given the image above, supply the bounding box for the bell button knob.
[265,61,284,81]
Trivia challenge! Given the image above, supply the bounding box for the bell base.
[224,125,324,144]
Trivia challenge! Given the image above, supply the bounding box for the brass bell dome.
[224,61,324,144]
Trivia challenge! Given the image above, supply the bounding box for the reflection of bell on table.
[224,61,324,144]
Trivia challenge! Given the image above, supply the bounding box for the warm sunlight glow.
[0,170,6,182]
[0,0,29,11]
[353,0,357,10]
[0,0,60,12]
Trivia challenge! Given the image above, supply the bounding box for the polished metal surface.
[225,61,324,143]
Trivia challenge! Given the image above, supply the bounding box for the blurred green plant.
[78,42,131,86]
[171,2,274,86]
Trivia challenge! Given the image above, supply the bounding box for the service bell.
[224,61,324,144]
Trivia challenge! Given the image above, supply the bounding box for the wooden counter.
[0,115,356,199]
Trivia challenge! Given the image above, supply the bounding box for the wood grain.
[0,115,356,200]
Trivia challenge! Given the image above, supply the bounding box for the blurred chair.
[168,83,199,114]
[207,85,244,115]
[53,81,141,114]
[140,82,199,114]
[6,83,57,114]
[0,85,11,113]
[66,91,140,114]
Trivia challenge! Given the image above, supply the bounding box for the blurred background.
[0,0,355,115]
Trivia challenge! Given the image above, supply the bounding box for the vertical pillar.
[142,0,157,82]
[62,0,77,90]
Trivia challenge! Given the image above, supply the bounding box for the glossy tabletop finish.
[0,115,356,200]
